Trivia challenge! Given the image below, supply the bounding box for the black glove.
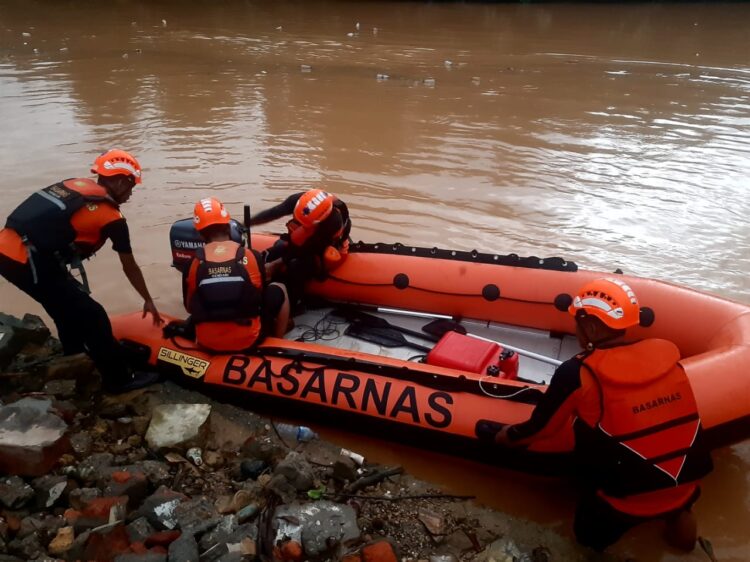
[163,320,193,340]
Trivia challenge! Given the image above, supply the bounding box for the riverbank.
[0,311,622,561]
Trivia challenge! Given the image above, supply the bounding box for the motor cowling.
[169,217,244,272]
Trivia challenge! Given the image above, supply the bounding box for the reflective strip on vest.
[36,189,67,210]
[198,276,247,286]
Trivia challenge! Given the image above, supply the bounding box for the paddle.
[422,319,562,367]
[333,308,440,343]
[332,304,562,367]
[344,323,432,353]
[243,204,251,247]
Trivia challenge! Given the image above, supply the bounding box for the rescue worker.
[181,197,289,352]
[0,149,163,393]
[495,278,713,552]
[250,189,351,306]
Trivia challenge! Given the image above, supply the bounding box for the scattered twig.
[324,492,475,502]
[334,466,403,502]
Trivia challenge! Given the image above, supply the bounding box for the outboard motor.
[169,218,245,273]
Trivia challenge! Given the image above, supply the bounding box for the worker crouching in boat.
[496,278,713,552]
[250,189,351,307]
[176,197,289,352]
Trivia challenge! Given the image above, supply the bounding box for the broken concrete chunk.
[145,403,211,451]
[0,401,70,476]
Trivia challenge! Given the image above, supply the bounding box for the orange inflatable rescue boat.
[110,220,750,471]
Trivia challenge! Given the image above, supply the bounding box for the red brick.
[112,471,131,483]
[361,540,398,562]
[145,530,181,547]
[82,496,128,519]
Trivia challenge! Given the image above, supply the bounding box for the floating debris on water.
[423,77,436,87]
[376,73,389,81]
[300,64,312,73]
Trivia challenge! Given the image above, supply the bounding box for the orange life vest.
[186,241,264,352]
[575,339,712,503]
[284,197,349,270]
[4,178,119,261]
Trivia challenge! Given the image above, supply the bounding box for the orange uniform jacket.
[184,240,264,352]
[509,339,712,516]
[0,178,130,264]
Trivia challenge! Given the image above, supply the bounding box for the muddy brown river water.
[1,1,748,559]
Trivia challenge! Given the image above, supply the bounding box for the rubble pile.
[0,313,602,562]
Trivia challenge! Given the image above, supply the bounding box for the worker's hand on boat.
[142,298,163,326]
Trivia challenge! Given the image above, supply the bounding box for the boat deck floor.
[285,307,580,384]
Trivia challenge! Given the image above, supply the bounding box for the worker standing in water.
[496,278,712,552]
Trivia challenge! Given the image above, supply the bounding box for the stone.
[69,487,102,511]
[70,431,93,457]
[42,352,94,381]
[418,508,446,538]
[198,515,257,553]
[126,516,156,544]
[203,450,223,467]
[168,532,198,562]
[273,451,315,491]
[145,404,211,451]
[136,486,187,531]
[239,459,267,480]
[47,525,74,555]
[103,470,149,507]
[174,497,221,535]
[17,513,64,540]
[333,454,359,482]
[7,532,43,560]
[0,476,35,509]
[75,452,114,483]
[239,435,285,464]
[43,379,77,399]
[444,529,474,553]
[274,501,359,558]
[266,474,297,504]
[31,474,74,509]
[0,313,49,345]
[0,324,23,370]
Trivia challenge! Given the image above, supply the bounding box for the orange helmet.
[294,189,334,227]
[193,197,231,231]
[91,149,142,184]
[569,278,640,330]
